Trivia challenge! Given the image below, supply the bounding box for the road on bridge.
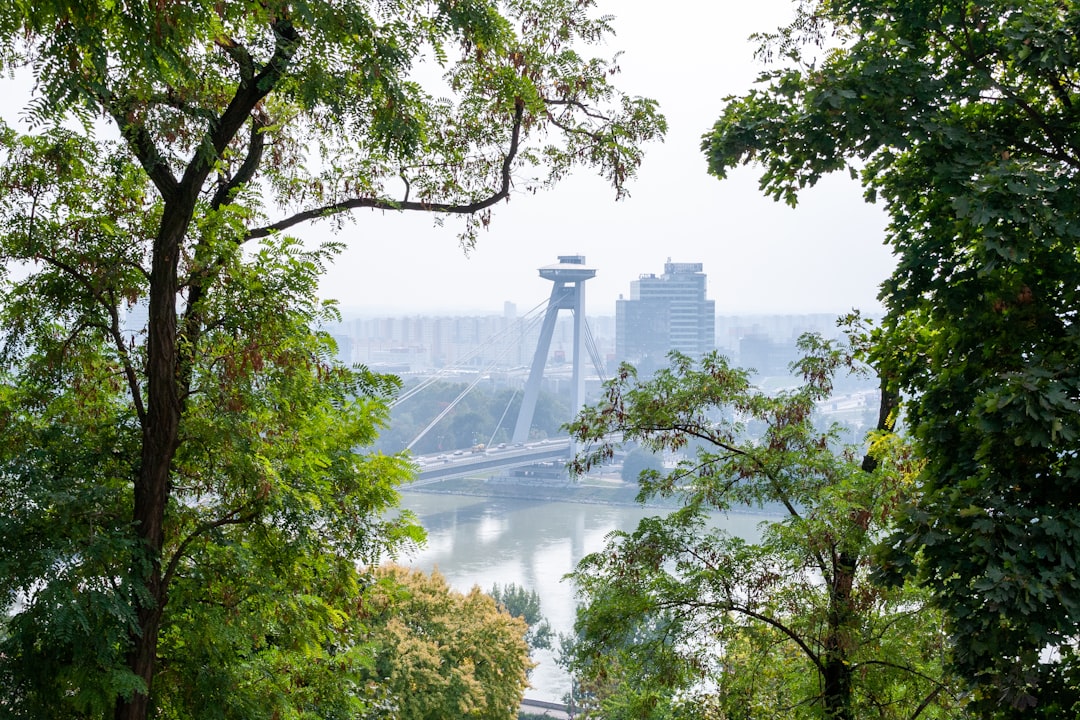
[407,439,572,486]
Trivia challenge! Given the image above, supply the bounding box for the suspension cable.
[392,296,549,407]
[583,317,608,382]
[403,300,550,450]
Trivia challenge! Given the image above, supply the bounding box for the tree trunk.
[113,208,187,720]
[820,383,898,719]
[822,550,857,720]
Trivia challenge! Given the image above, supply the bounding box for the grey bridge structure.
[407,255,600,484]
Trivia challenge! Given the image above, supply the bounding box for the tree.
[0,224,417,720]
[564,337,960,720]
[490,582,554,652]
[0,2,664,718]
[362,566,532,720]
[703,0,1080,711]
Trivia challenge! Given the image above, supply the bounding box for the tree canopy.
[490,582,554,652]
[362,566,532,720]
[565,337,959,720]
[0,2,663,718]
[0,226,417,720]
[704,0,1080,712]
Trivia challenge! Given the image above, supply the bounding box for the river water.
[396,491,770,703]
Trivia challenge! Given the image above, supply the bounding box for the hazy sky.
[2,1,895,318]
[309,0,894,317]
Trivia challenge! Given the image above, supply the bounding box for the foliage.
[362,565,532,720]
[0,1,662,718]
[703,0,1080,711]
[564,337,961,720]
[556,626,676,720]
[490,582,553,651]
[0,219,418,719]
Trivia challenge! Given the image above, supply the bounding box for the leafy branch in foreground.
[565,334,961,720]
[704,0,1080,711]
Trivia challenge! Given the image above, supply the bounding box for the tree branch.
[861,381,898,473]
[544,97,613,124]
[943,15,1080,171]
[669,422,805,522]
[162,506,260,593]
[180,17,299,194]
[172,18,301,422]
[36,255,147,422]
[106,98,180,201]
[152,89,219,124]
[853,659,957,712]
[216,35,256,85]
[546,112,606,144]
[246,98,526,240]
[106,295,148,424]
[671,597,826,676]
[210,113,267,210]
[908,685,945,720]
[853,659,951,689]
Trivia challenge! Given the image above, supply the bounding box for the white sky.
[2,1,894,317]
[309,0,894,317]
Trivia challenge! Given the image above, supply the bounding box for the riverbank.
[403,473,681,508]
[404,473,789,517]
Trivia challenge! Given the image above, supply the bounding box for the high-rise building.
[616,260,715,366]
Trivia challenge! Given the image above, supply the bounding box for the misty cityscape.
[113,257,885,710]
[325,256,880,458]
[342,257,881,707]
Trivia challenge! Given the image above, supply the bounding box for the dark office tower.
[616,260,715,367]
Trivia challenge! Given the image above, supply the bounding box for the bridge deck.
[408,439,572,486]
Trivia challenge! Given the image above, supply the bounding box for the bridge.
[393,255,604,484]
[408,438,572,485]
[518,697,572,718]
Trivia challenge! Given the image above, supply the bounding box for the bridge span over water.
[406,438,573,486]
[398,255,604,459]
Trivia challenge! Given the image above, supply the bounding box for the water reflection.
[398,492,769,703]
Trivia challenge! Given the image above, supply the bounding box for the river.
[396,491,771,703]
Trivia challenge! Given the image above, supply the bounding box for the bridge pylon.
[512,255,596,444]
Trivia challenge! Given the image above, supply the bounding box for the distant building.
[328,309,616,377]
[718,314,849,376]
[738,332,791,376]
[616,260,715,368]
